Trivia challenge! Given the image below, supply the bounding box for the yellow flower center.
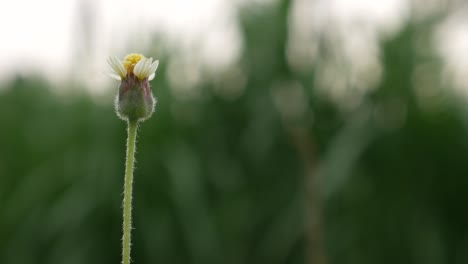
[122,53,145,75]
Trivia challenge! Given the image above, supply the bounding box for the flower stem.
[122,120,138,264]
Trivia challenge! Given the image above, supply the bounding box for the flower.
[107,53,159,81]
[107,53,159,122]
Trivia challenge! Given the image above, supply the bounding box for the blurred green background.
[1,0,468,263]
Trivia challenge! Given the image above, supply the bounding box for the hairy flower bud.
[116,75,155,122]
[107,54,159,123]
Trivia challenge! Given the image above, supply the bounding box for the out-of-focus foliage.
[323,23,468,264]
[1,1,468,264]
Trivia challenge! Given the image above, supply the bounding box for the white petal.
[148,73,155,81]
[107,57,119,74]
[109,73,122,81]
[109,66,119,75]
[108,56,118,70]
[149,60,159,75]
[107,57,124,80]
[117,58,128,77]
[134,59,146,78]
[142,58,152,77]
[111,56,127,77]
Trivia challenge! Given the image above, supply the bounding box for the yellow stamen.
[122,53,145,75]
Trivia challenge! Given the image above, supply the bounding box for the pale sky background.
[0,0,240,86]
[0,0,466,94]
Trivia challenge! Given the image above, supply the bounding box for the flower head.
[107,53,159,81]
[108,53,159,122]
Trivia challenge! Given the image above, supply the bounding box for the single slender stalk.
[122,120,138,264]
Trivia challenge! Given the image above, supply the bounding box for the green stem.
[122,120,138,264]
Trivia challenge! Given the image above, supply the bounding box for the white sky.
[0,0,466,94]
[0,0,75,78]
[0,0,239,90]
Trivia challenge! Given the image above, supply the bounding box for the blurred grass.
[1,1,468,264]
